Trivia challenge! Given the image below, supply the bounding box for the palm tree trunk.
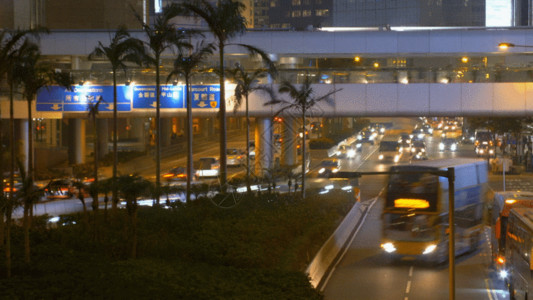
[93,114,99,211]
[301,110,306,198]
[186,76,193,203]
[155,54,161,206]
[112,70,118,212]
[245,94,251,194]
[5,211,11,278]
[24,97,33,264]
[219,43,227,189]
[7,81,14,278]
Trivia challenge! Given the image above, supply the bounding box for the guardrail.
[306,188,362,289]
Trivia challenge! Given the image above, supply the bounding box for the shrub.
[309,137,335,149]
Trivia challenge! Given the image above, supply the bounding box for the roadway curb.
[306,188,366,289]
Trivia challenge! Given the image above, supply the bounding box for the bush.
[0,191,355,298]
[309,137,335,149]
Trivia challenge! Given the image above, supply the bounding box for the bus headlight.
[318,168,325,174]
[439,143,445,150]
[423,244,437,255]
[394,155,400,163]
[451,144,457,151]
[379,154,384,160]
[499,270,508,279]
[347,150,356,158]
[381,242,396,253]
[489,149,494,155]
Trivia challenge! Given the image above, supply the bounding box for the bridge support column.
[254,117,273,177]
[128,118,146,152]
[96,118,109,159]
[160,117,172,147]
[68,118,86,165]
[281,116,297,167]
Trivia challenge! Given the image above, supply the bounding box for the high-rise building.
[268,0,332,30]
[332,0,485,27]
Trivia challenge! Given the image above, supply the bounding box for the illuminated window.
[292,0,301,5]
[292,10,301,17]
[302,10,312,17]
[316,9,329,16]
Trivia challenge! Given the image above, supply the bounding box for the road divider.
[306,187,365,288]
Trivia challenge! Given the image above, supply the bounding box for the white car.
[195,157,220,178]
[226,148,245,166]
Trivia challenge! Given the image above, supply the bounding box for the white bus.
[505,207,533,300]
[381,158,488,264]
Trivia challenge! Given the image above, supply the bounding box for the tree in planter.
[227,63,276,194]
[14,44,72,264]
[14,160,43,264]
[116,174,152,258]
[133,3,191,206]
[167,41,214,203]
[0,30,35,278]
[265,76,340,198]
[181,0,276,188]
[89,26,145,212]
[87,96,105,214]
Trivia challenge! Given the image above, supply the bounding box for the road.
[322,118,516,300]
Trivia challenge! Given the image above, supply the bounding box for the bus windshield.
[383,213,437,242]
[386,171,439,212]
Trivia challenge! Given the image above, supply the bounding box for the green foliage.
[0,191,355,298]
[309,137,335,149]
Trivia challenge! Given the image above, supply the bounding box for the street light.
[498,42,533,50]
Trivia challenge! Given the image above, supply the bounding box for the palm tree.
[181,0,275,188]
[116,174,152,258]
[14,43,73,264]
[89,26,144,212]
[167,41,214,203]
[265,76,340,198]
[0,31,38,277]
[14,160,43,264]
[227,63,275,193]
[87,95,105,213]
[134,3,191,205]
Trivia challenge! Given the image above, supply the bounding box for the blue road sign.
[189,85,220,109]
[132,85,185,109]
[37,84,219,112]
[37,86,131,112]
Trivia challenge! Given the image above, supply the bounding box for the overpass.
[3,27,533,170]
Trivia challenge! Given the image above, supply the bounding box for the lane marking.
[484,279,495,300]
[409,266,413,277]
[405,280,411,293]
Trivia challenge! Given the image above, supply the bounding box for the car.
[357,130,375,145]
[226,148,245,166]
[476,145,495,158]
[317,158,341,177]
[335,144,356,159]
[410,140,426,155]
[439,138,458,152]
[163,166,194,181]
[44,179,76,199]
[194,157,220,178]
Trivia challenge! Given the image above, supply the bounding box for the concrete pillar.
[68,118,86,165]
[16,119,29,173]
[281,116,297,167]
[160,117,172,147]
[129,118,146,152]
[254,117,273,177]
[13,0,31,29]
[97,118,109,159]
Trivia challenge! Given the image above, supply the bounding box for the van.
[378,136,401,163]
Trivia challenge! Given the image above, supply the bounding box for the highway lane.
[322,120,509,300]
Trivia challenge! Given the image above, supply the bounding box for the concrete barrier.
[306,188,364,288]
